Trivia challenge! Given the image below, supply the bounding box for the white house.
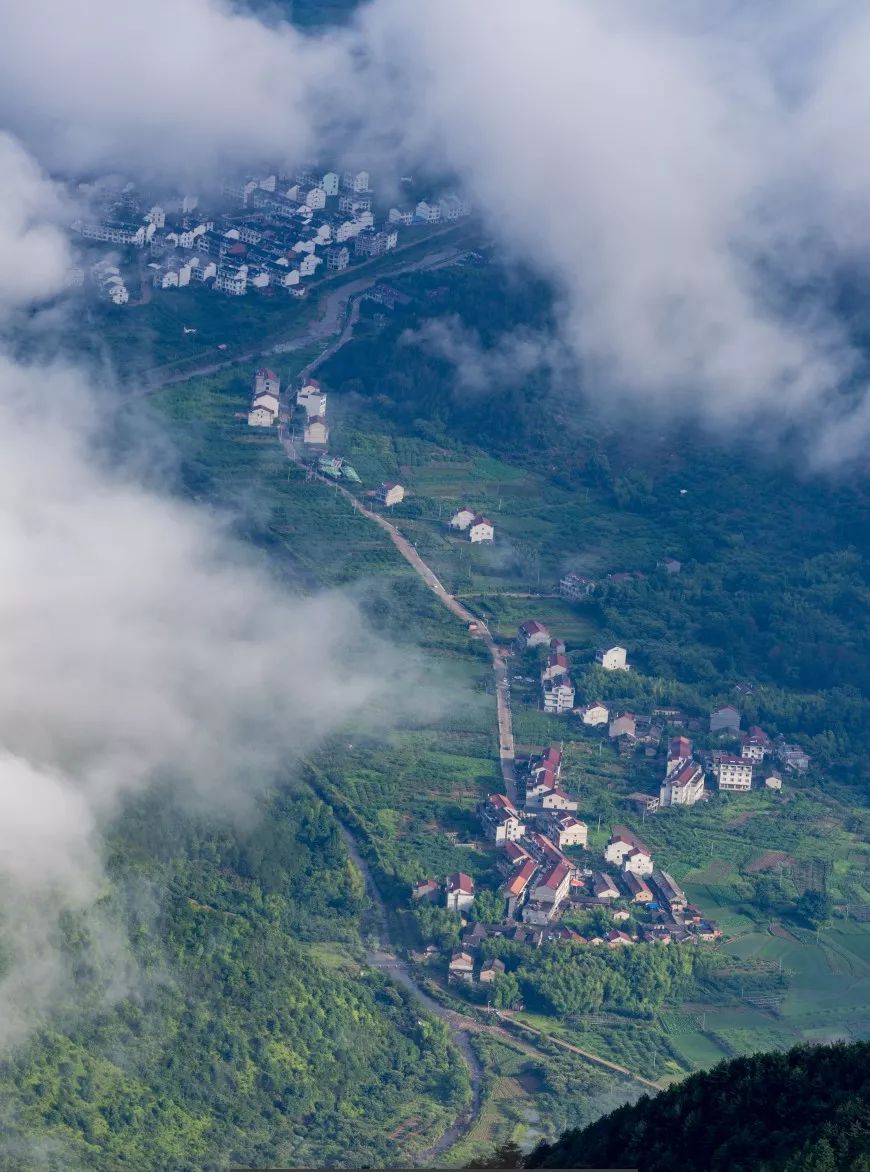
[533,862,572,908]
[659,760,705,807]
[537,787,578,812]
[215,265,248,295]
[389,207,414,225]
[468,515,494,543]
[297,384,327,417]
[481,794,526,844]
[342,170,371,193]
[304,416,329,446]
[605,828,653,875]
[304,187,327,210]
[415,200,442,223]
[326,246,350,271]
[445,872,475,912]
[543,676,575,714]
[321,171,340,195]
[449,507,476,531]
[254,368,280,400]
[622,847,654,877]
[299,253,321,277]
[247,405,275,427]
[439,194,471,220]
[712,753,753,793]
[596,646,629,671]
[541,652,569,683]
[544,812,588,849]
[579,702,610,726]
[517,620,551,649]
[376,482,405,508]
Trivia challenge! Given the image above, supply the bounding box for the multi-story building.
[711,753,753,793]
[659,759,705,807]
[544,812,588,849]
[596,646,629,671]
[543,676,575,714]
[481,794,526,844]
[468,515,494,543]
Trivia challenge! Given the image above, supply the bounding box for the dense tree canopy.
[526,1042,870,1172]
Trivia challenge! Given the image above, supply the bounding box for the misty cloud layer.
[5,2,870,461]
[0,352,407,1042]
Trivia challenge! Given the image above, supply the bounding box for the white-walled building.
[605,828,653,875]
[376,482,405,507]
[304,416,329,446]
[445,872,475,912]
[254,368,280,401]
[596,646,629,671]
[660,760,705,807]
[304,187,327,210]
[481,794,526,844]
[215,265,248,295]
[248,405,275,427]
[415,200,442,223]
[389,207,414,225]
[517,620,551,649]
[544,812,588,849]
[297,382,327,417]
[579,702,610,726]
[543,676,575,714]
[321,171,340,195]
[469,515,494,543]
[712,753,753,793]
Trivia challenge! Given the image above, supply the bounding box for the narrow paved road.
[490,1013,662,1091]
[336,825,483,1161]
[281,422,517,801]
[138,232,466,393]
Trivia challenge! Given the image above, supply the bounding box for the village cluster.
[70,167,471,304]
[511,610,809,800]
[411,742,723,989]
[401,613,816,985]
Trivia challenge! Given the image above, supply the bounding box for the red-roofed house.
[543,812,588,849]
[411,878,439,902]
[541,652,569,682]
[660,759,705,807]
[517,620,551,650]
[481,793,526,843]
[445,872,475,912]
[469,515,494,543]
[533,861,572,908]
[503,857,538,900]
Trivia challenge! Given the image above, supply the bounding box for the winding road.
[279,419,518,801]
[336,825,484,1161]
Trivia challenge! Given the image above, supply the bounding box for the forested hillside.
[526,1041,870,1172]
[0,790,467,1171]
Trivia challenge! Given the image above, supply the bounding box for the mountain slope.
[525,1042,870,1172]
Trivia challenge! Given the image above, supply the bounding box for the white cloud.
[0,133,72,309]
[0,0,347,179]
[0,351,410,1041]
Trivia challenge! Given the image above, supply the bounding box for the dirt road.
[281,424,517,801]
[335,825,483,1161]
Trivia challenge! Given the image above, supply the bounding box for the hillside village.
[235,358,827,1008]
[69,167,471,305]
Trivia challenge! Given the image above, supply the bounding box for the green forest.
[0,790,468,1170]
[526,1041,870,1171]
